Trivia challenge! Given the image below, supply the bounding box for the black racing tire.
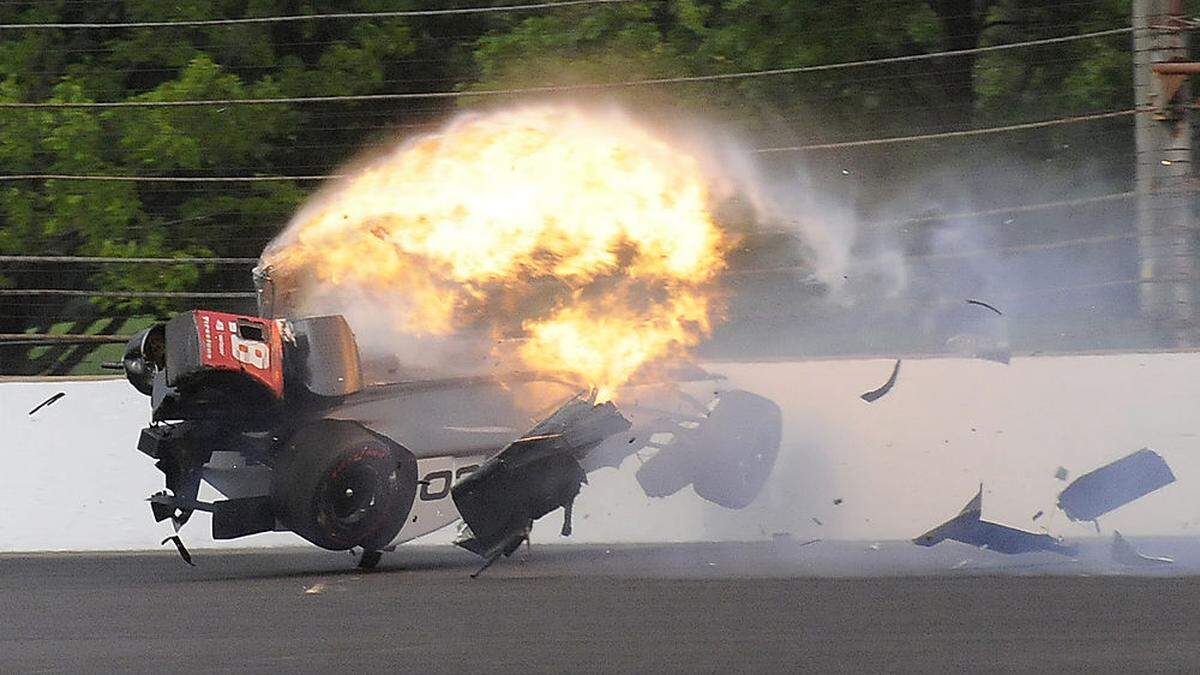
[690,390,782,509]
[272,419,417,551]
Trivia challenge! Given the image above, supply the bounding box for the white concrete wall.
[700,354,1200,544]
[3,353,1197,551]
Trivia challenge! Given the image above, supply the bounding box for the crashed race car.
[116,274,782,572]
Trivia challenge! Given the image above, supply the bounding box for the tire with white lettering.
[690,391,782,509]
[272,419,418,551]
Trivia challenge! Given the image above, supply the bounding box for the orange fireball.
[262,105,731,399]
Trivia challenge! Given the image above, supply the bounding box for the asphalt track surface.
[4,542,1200,673]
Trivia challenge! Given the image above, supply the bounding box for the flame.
[263,105,731,399]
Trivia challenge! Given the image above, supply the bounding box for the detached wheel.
[690,390,782,509]
[272,419,418,551]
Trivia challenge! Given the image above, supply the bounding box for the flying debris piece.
[1111,531,1174,566]
[860,360,901,402]
[832,498,844,506]
[27,392,65,416]
[811,517,823,526]
[914,486,1077,556]
[965,299,1004,316]
[1031,510,1044,521]
[161,535,195,566]
[866,543,881,551]
[1054,466,1070,482]
[1057,448,1175,522]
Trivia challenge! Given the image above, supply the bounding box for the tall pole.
[1134,0,1196,347]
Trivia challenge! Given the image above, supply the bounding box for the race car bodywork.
[120,306,782,570]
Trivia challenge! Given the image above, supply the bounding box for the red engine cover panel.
[192,310,285,398]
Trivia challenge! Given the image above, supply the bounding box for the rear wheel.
[272,419,417,551]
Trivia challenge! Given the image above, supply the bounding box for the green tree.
[0,0,482,373]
